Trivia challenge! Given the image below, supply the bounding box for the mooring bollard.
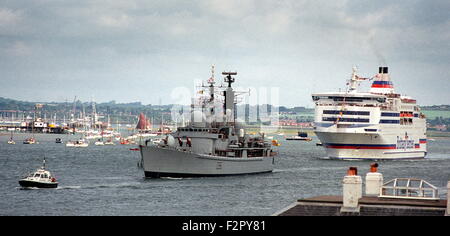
[341,167,362,213]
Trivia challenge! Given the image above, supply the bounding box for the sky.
[0,0,449,107]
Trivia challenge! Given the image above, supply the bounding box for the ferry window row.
[400,118,413,125]
[322,117,369,123]
[312,96,386,103]
[381,112,416,119]
[323,110,370,116]
[381,112,400,117]
[380,120,400,124]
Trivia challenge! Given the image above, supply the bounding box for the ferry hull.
[140,146,275,178]
[315,132,427,160]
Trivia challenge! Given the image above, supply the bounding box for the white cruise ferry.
[312,67,427,160]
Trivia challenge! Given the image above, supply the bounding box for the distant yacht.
[66,138,89,148]
[23,137,37,144]
[286,132,312,141]
[104,139,115,145]
[95,139,105,146]
[7,132,15,144]
[135,113,153,133]
[312,67,427,160]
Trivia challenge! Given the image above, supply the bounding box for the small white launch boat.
[19,158,58,189]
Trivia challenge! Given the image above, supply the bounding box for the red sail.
[136,113,151,130]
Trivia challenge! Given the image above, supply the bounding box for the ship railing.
[176,147,192,153]
[379,178,439,200]
[228,147,268,150]
[318,103,381,108]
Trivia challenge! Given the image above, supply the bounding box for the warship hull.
[140,145,275,178]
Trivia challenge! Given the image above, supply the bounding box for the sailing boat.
[24,111,39,144]
[95,138,105,146]
[156,114,171,135]
[285,131,313,141]
[136,113,151,130]
[104,139,115,145]
[7,131,15,144]
[66,130,89,147]
[66,138,89,147]
[95,127,105,145]
[136,113,157,137]
[104,115,115,145]
[23,137,37,144]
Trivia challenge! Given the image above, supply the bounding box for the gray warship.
[139,70,278,178]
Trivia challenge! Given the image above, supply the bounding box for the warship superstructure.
[139,69,277,177]
[312,67,427,160]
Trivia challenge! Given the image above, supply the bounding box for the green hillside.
[421,110,450,119]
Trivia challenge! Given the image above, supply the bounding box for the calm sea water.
[1,133,449,216]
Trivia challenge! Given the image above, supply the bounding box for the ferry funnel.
[378,67,388,74]
[371,66,394,94]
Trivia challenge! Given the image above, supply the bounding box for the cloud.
[0,7,24,36]
[0,7,22,25]
[0,0,448,106]
[200,0,256,19]
[5,41,32,56]
[96,13,132,28]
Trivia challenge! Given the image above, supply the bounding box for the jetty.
[275,164,449,216]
